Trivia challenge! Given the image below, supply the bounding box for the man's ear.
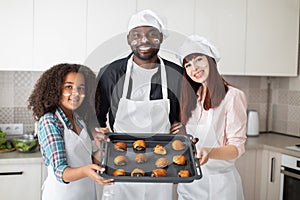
[127,34,130,45]
[159,32,164,44]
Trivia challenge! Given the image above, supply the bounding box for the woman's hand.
[197,148,210,165]
[170,121,186,134]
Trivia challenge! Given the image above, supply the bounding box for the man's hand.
[92,127,111,148]
[170,121,186,134]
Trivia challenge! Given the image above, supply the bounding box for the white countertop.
[246,132,300,157]
[0,150,42,164]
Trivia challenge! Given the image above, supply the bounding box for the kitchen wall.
[0,71,299,137]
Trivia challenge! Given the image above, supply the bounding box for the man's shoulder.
[98,56,130,80]
[162,58,183,73]
[102,57,128,71]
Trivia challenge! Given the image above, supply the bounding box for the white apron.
[177,103,244,200]
[102,55,173,200]
[42,111,97,200]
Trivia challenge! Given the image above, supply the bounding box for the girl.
[172,35,247,200]
[28,63,113,200]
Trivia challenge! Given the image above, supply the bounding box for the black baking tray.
[98,133,202,183]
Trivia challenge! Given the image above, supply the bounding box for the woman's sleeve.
[225,89,248,158]
[39,115,69,183]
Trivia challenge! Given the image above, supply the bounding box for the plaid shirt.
[38,107,84,183]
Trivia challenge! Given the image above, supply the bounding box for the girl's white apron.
[42,111,96,200]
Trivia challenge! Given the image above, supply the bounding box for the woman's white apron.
[42,111,97,200]
[102,55,173,200]
[177,103,244,200]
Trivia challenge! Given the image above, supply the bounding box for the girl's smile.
[60,72,85,113]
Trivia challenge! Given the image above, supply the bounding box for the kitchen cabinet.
[256,149,281,200]
[0,0,34,70]
[33,0,87,70]
[0,162,43,200]
[236,148,258,200]
[0,0,298,75]
[195,0,247,75]
[245,0,299,76]
[85,0,136,72]
[236,148,282,200]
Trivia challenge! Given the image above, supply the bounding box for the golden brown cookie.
[172,140,185,151]
[112,169,126,176]
[114,155,128,166]
[114,142,127,152]
[133,140,146,151]
[155,157,169,168]
[178,169,190,177]
[135,153,147,164]
[131,168,145,177]
[153,144,167,155]
[173,155,186,165]
[151,169,167,177]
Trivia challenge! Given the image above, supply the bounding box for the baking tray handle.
[99,140,108,169]
[191,141,202,180]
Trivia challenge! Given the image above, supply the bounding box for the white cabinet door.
[0,0,33,70]
[136,0,195,65]
[246,0,299,76]
[33,0,87,70]
[85,0,136,72]
[0,163,42,200]
[195,0,247,75]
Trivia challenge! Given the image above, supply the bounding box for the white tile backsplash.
[0,71,300,136]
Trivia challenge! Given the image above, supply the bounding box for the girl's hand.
[197,148,210,165]
[84,164,114,185]
[170,121,186,134]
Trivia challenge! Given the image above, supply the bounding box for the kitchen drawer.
[0,163,42,200]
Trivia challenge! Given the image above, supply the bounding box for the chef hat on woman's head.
[127,9,168,38]
[176,35,221,64]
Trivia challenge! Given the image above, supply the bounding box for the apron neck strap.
[122,55,168,99]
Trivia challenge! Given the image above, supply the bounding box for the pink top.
[186,86,247,159]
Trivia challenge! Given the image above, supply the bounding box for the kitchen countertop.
[246,132,300,157]
[1,132,300,165]
[0,150,42,164]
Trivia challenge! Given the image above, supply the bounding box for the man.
[96,10,183,200]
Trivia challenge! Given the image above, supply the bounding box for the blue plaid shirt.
[38,107,84,183]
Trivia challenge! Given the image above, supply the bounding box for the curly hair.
[28,63,97,123]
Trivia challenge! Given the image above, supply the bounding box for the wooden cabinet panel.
[256,149,281,200]
[236,149,257,200]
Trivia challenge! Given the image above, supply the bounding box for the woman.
[28,63,113,200]
[172,35,247,200]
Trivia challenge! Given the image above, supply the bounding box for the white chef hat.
[176,35,221,64]
[127,9,168,38]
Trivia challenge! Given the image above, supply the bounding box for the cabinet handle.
[0,171,23,176]
[270,157,275,182]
